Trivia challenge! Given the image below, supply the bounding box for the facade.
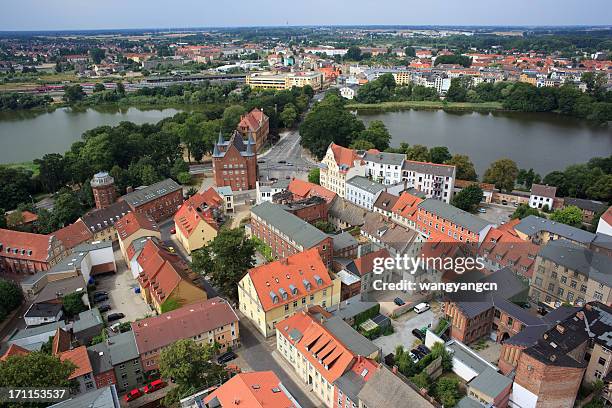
[237,108,270,152]
[529,239,610,307]
[90,172,117,210]
[212,131,258,191]
[239,248,340,337]
[135,239,207,314]
[23,302,63,326]
[401,160,456,203]
[319,143,366,198]
[214,186,234,213]
[132,297,239,372]
[250,202,333,266]
[120,178,183,222]
[345,176,386,211]
[362,149,405,185]
[246,71,323,90]
[80,201,132,242]
[256,179,290,204]
[115,212,159,263]
[58,346,97,394]
[339,85,358,99]
[0,229,64,275]
[529,184,557,210]
[276,307,380,407]
[173,187,224,254]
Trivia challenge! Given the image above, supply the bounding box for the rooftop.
[362,149,405,166]
[531,183,557,199]
[115,212,158,241]
[24,302,63,319]
[515,215,595,245]
[121,178,182,208]
[418,199,490,233]
[204,371,297,408]
[347,176,386,195]
[402,160,456,178]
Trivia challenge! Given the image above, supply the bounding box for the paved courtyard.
[373,308,438,356]
[476,203,515,225]
[93,249,154,324]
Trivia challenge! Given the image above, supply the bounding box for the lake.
[0,106,182,164]
[357,109,612,176]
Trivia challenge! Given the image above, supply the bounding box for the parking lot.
[93,249,153,324]
[476,203,515,226]
[373,307,439,356]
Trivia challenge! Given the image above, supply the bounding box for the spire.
[245,139,253,156]
[213,143,221,157]
[247,133,255,146]
[217,130,224,145]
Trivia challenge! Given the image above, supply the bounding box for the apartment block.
[402,160,456,203]
[319,143,366,198]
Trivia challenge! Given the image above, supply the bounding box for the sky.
[1,0,611,31]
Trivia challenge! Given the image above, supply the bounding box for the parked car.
[409,352,420,363]
[278,160,286,164]
[93,294,108,303]
[124,388,143,402]
[478,208,487,213]
[411,348,426,359]
[144,379,167,394]
[94,291,108,297]
[217,351,237,364]
[110,322,121,332]
[170,227,176,234]
[416,345,430,355]
[98,304,111,313]
[393,297,405,306]
[412,328,425,341]
[257,160,266,164]
[414,302,431,314]
[167,246,175,253]
[107,313,125,322]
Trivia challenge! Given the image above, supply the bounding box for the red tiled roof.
[52,328,72,355]
[131,297,238,354]
[174,188,222,238]
[53,220,93,250]
[479,227,540,279]
[116,212,158,241]
[277,310,355,383]
[287,179,336,203]
[601,206,612,225]
[204,371,296,408]
[59,346,93,380]
[247,248,333,312]
[6,210,38,226]
[391,192,423,220]
[0,344,30,361]
[0,229,54,263]
[455,179,495,191]
[531,184,557,199]
[330,143,360,169]
[353,248,390,277]
[238,108,268,132]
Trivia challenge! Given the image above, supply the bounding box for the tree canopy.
[451,184,484,212]
[483,158,519,192]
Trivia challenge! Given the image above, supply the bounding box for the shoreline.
[346,100,506,112]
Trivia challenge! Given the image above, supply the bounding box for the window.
[594,292,604,301]
[599,357,607,366]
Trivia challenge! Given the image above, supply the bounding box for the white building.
[346,176,386,210]
[319,143,366,198]
[214,186,234,213]
[339,85,358,100]
[362,150,405,185]
[401,160,456,203]
[23,302,64,327]
[255,179,290,204]
[529,184,557,210]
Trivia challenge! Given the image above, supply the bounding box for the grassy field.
[4,161,40,176]
[346,100,505,112]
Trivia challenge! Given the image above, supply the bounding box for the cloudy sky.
[1,0,611,31]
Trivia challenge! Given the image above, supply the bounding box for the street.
[258,129,317,182]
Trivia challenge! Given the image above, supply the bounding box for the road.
[258,129,317,182]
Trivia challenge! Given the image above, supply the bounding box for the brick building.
[0,229,64,275]
[90,171,117,210]
[272,193,328,223]
[237,108,269,153]
[120,178,183,222]
[250,202,333,265]
[212,131,257,191]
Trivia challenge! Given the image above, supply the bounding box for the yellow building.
[173,188,223,254]
[319,143,366,198]
[136,239,207,314]
[246,71,323,91]
[115,212,160,263]
[238,248,341,337]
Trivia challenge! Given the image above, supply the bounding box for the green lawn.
[4,161,40,176]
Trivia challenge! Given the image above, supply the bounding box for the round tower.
[90,171,117,210]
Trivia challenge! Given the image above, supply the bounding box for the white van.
[414,302,431,314]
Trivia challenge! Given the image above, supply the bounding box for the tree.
[0,167,33,210]
[280,104,298,128]
[406,145,430,162]
[62,292,87,316]
[0,208,6,229]
[93,83,106,93]
[62,85,85,104]
[89,48,106,64]
[116,82,125,96]
[177,172,192,185]
[345,46,362,61]
[483,158,519,192]
[511,204,541,220]
[446,77,471,102]
[222,105,246,133]
[429,146,452,164]
[410,372,430,391]
[404,46,416,57]
[394,345,416,377]
[550,206,583,227]
[159,339,227,404]
[6,210,24,228]
[433,377,461,407]
[51,190,83,227]
[191,228,255,301]
[0,279,23,322]
[434,54,472,67]
[451,184,483,212]
[358,120,391,151]
[430,342,453,372]
[350,139,375,150]
[308,168,320,185]
[34,153,66,193]
[314,220,335,233]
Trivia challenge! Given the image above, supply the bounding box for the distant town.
[0,24,610,408]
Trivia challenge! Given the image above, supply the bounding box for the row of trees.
[0,93,52,111]
[355,74,439,104]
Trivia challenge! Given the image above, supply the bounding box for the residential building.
[328,197,369,231]
[115,212,159,263]
[361,212,422,256]
[7,321,67,351]
[345,176,386,210]
[212,131,258,191]
[203,371,300,408]
[373,190,400,218]
[44,241,116,288]
[80,201,132,242]
[562,198,608,225]
[23,302,63,326]
[256,179,290,204]
[390,191,424,229]
[402,160,456,203]
[465,367,513,408]
[0,229,64,274]
[597,207,612,236]
[239,248,340,337]
[479,226,540,279]
[136,239,207,314]
[514,215,596,247]
[90,172,117,210]
[276,307,380,407]
[59,346,97,394]
[173,187,224,254]
[48,385,121,408]
[286,178,337,204]
[132,297,239,372]
[88,331,143,392]
[53,220,94,251]
[319,143,366,198]
[250,202,333,265]
[362,149,405,185]
[73,308,104,345]
[529,239,610,306]
[275,195,329,224]
[246,71,323,90]
[529,184,557,210]
[339,85,358,99]
[120,178,183,222]
[237,108,270,152]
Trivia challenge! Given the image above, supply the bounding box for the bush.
[62,292,87,316]
[177,171,192,185]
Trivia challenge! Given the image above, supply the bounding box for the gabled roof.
[0,228,56,263]
[53,220,93,250]
[373,191,399,212]
[132,297,238,354]
[238,108,268,132]
[538,239,610,285]
[52,328,72,355]
[391,191,424,219]
[563,197,607,214]
[329,143,360,169]
[530,183,557,198]
[246,248,333,312]
[362,149,405,166]
[287,179,336,203]
[418,199,490,234]
[346,176,386,195]
[213,130,256,158]
[479,226,540,278]
[357,365,434,407]
[204,371,296,408]
[121,178,182,208]
[81,200,131,233]
[402,160,455,177]
[353,248,391,277]
[0,344,30,361]
[59,346,93,379]
[115,212,158,241]
[515,215,595,245]
[174,188,223,238]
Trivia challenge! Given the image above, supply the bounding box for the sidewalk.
[270,349,323,408]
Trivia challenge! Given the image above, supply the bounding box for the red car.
[144,379,167,394]
[124,388,143,402]
[170,227,176,234]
